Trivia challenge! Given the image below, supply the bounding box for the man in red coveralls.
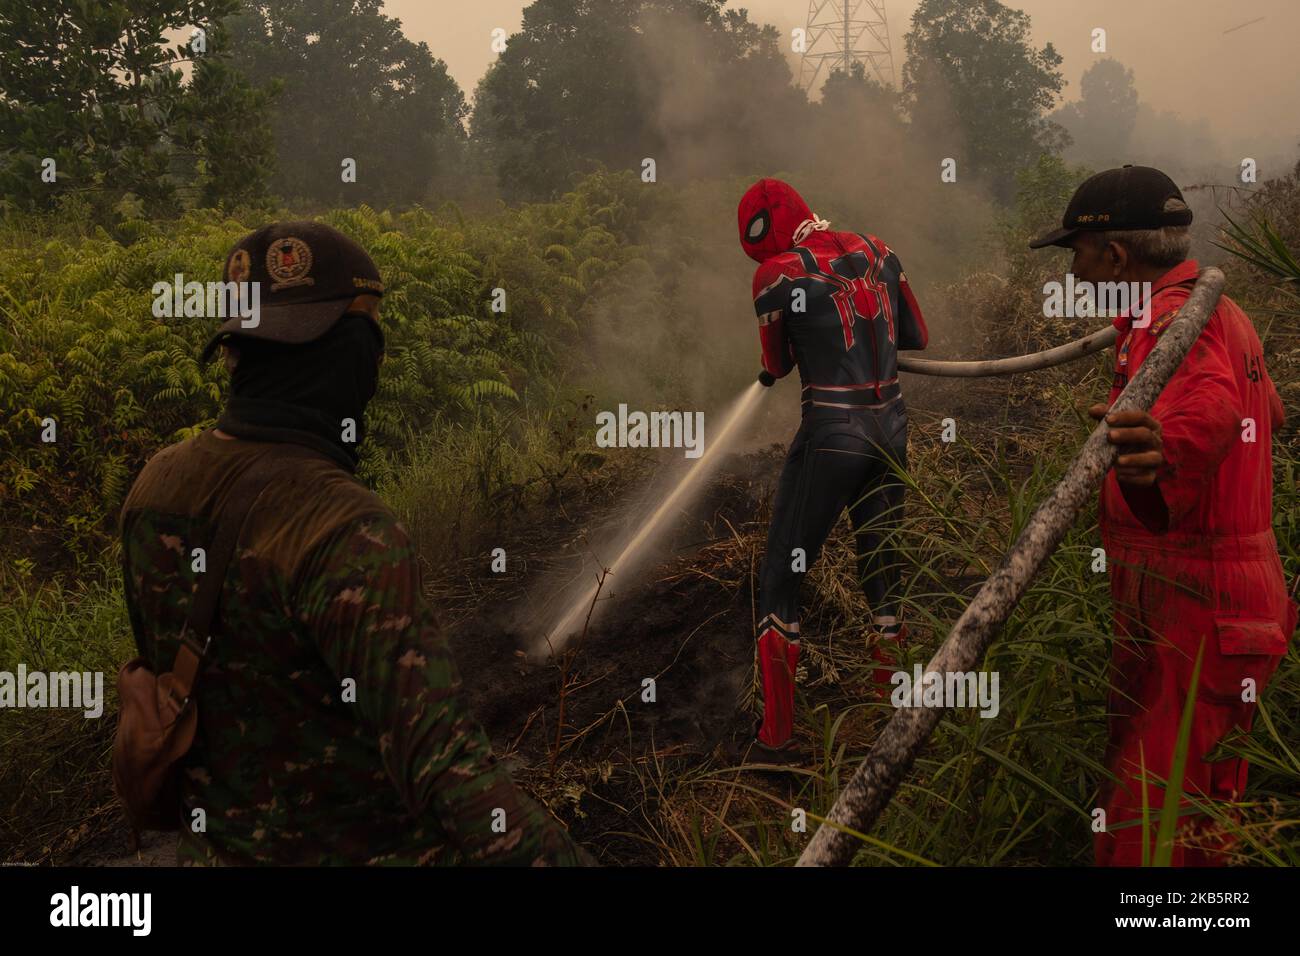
[1031,165,1297,865]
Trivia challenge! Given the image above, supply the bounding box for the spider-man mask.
[737,178,816,263]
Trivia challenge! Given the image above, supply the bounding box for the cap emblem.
[266,237,314,291]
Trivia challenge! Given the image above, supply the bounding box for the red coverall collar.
[1111,259,1199,332]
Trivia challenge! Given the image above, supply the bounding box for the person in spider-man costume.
[738,178,929,759]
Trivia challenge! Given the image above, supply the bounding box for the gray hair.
[1088,198,1191,269]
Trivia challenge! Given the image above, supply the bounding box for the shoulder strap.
[168,446,319,700]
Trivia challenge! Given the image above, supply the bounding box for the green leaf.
[1152,638,1205,867]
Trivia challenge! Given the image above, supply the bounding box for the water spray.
[537,321,1122,658]
[538,377,770,657]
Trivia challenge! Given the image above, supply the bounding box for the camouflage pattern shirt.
[120,430,581,865]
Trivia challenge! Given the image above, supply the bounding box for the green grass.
[377,397,609,564]
[3,166,1298,866]
[8,352,1294,867]
[0,562,133,861]
[655,412,1299,867]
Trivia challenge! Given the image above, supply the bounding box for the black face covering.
[215,313,384,472]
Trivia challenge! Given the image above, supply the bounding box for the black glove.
[757,369,775,387]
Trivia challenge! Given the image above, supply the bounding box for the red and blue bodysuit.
[738,178,929,750]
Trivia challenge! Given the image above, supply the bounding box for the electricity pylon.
[798,0,896,95]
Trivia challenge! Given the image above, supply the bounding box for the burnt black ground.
[445,451,780,863]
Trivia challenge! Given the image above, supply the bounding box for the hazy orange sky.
[389,0,1299,154]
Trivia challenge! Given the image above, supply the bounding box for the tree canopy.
[0,0,274,216]
[470,0,806,201]
[1,0,1081,216]
[1053,58,1139,168]
[903,0,1067,199]
[226,0,468,207]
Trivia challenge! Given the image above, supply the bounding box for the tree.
[226,0,467,208]
[175,21,277,211]
[1053,58,1138,168]
[471,0,807,201]
[807,60,909,193]
[819,61,903,126]
[999,153,1093,277]
[0,0,274,217]
[903,0,1067,201]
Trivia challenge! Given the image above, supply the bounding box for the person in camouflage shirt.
[120,222,583,865]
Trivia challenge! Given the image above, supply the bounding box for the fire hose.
[897,325,1118,377]
[793,267,1226,867]
[757,324,1118,385]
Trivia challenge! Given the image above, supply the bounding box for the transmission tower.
[798,0,896,95]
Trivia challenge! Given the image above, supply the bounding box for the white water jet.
[537,381,767,657]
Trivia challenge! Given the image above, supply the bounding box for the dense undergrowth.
[0,171,662,569]
[646,419,1299,866]
[1,165,1297,865]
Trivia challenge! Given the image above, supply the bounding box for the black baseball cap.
[200,221,385,362]
[1029,165,1193,250]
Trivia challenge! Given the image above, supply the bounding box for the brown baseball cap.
[1029,165,1193,250]
[200,221,385,362]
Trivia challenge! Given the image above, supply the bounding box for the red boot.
[871,624,907,697]
[755,616,800,749]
